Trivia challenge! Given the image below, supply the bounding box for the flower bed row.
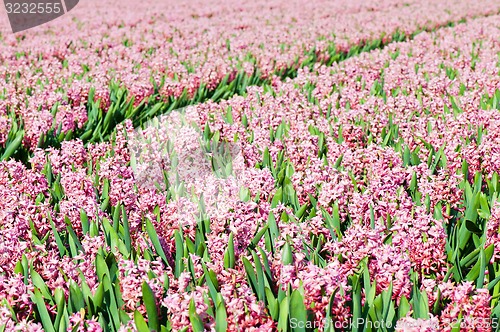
[3,10,500,331]
[1,0,500,160]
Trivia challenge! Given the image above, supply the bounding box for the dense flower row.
[2,2,500,332]
[187,14,500,329]
[1,0,500,155]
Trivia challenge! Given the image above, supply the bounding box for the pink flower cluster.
[2,1,500,331]
[0,0,499,151]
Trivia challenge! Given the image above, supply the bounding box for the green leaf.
[334,154,343,169]
[477,247,487,289]
[203,264,219,303]
[53,288,66,331]
[92,283,105,309]
[142,281,159,331]
[33,288,55,332]
[174,230,185,277]
[398,296,410,318]
[215,294,228,332]
[242,257,258,295]
[31,269,53,301]
[250,224,269,249]
[133,310,150,332]
[189,298,205,332]
[69,281,85,312]
[265,287,279,320]
[277,297,289,332]
[49,215,67,257]
[95,254,109,282]
[102,274,121,329]
[251,251,266,302]
[145,219,169,265]
[66,219,83,257]
[282,242,293,265]
[323,288,338,332]
[289,289,307,332]
[102,217,120,253]
[1,130,24,160]
[122,205,132,255]
[412,288,429,319]
[223,232,235,269]
[271,188,283,208]
[80,209,89,235]
[78,268,92,305]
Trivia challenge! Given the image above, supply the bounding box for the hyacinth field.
[4,1,500,331]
